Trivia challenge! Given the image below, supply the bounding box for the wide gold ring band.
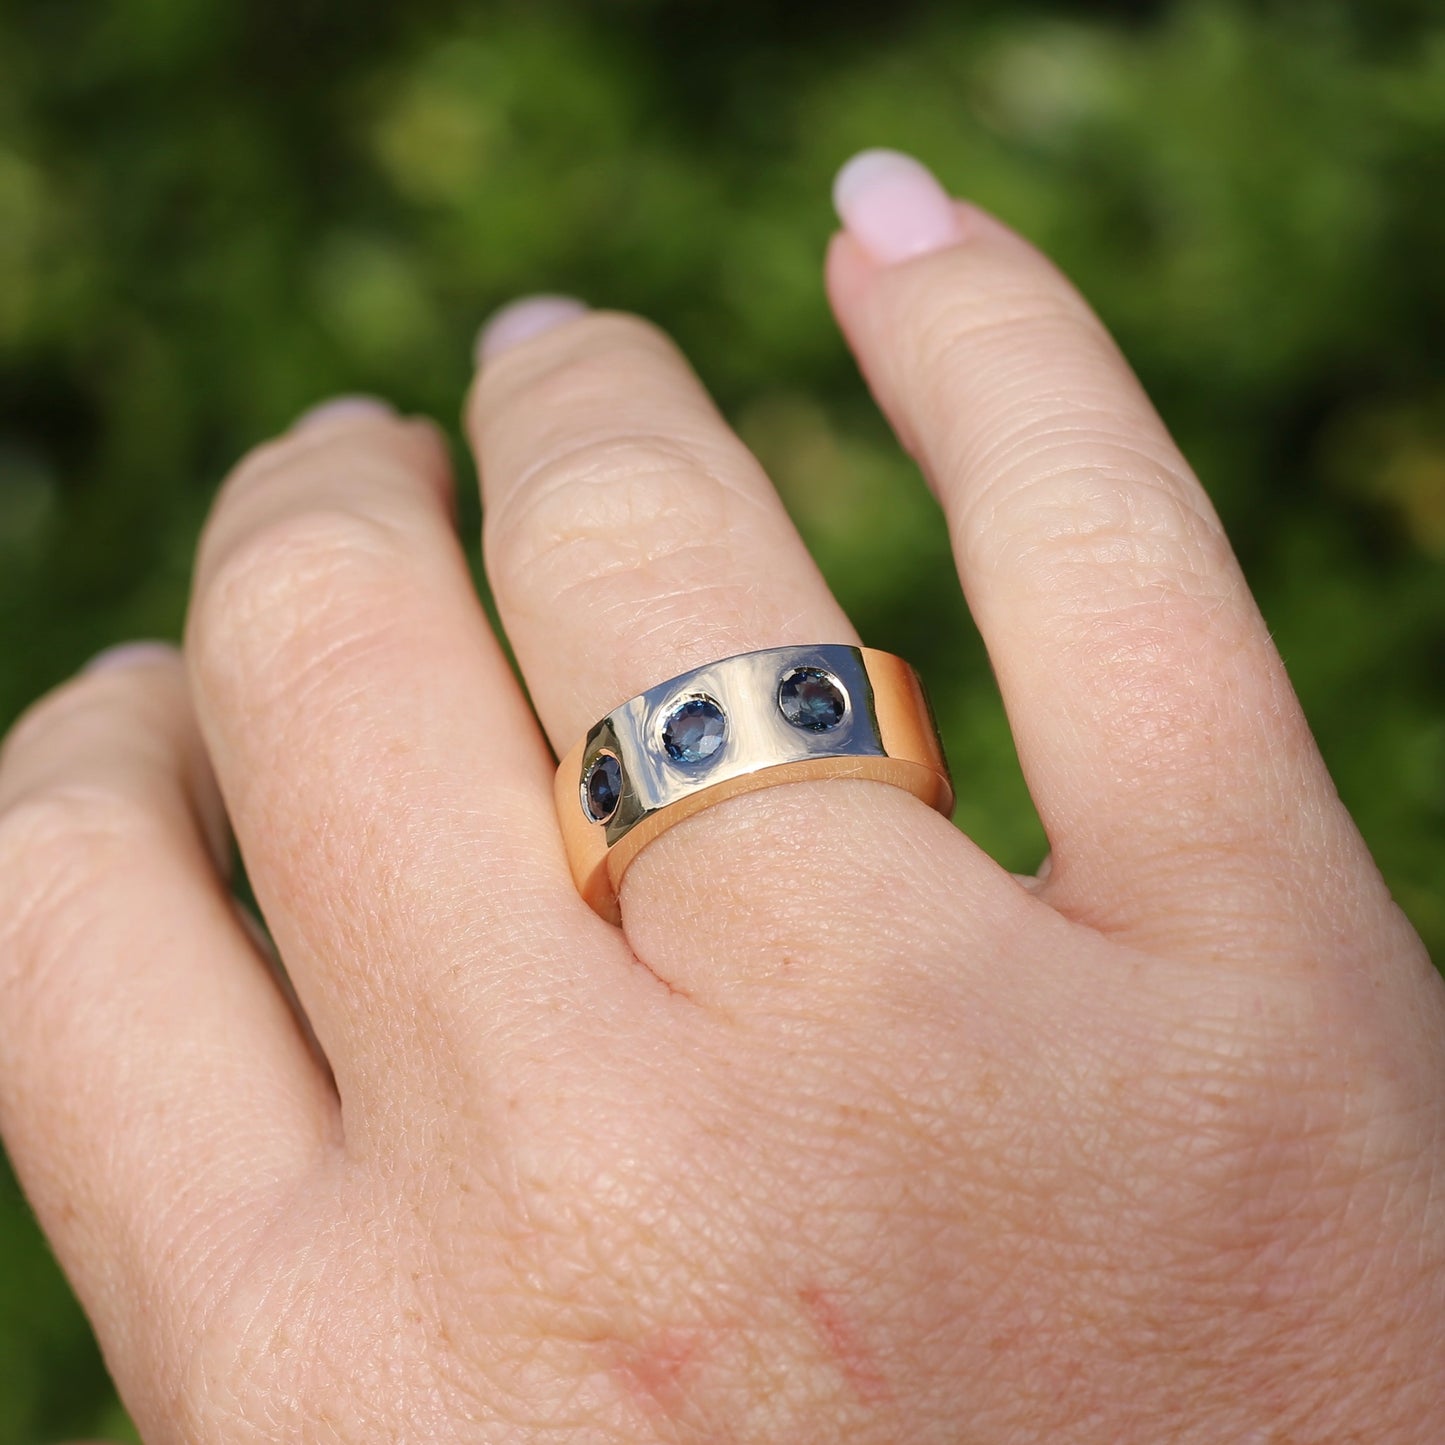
[554,644,954,924]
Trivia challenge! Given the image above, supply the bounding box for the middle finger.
[186,403,606,1128]
[471,302,856,751]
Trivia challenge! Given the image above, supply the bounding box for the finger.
[825,150,1385,953]
[0,647,333,1407]
[472,299,859,751]
[185,399,624,1133]
[468,300,1014,998]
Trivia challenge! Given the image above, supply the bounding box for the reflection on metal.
[555,644,953,924]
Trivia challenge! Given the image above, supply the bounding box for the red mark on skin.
[614,1329,703,1418]
[799,1285,890,1405]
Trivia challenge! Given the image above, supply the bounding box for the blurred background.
[1,0,1442,1435]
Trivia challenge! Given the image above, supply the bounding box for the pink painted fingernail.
[84,640,179,674]
[476,295,590,366]
[293,395,394,431]
[832,149,965,265]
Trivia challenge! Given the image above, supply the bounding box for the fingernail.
[832,149,965,265]
[293,395,395,431]
[84,640,179,674]
[476,295,590,366]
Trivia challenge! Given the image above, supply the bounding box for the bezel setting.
[660,694,728,765]
[777,665,848,732]
[581,750,623,823]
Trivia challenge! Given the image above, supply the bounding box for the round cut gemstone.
[779,667,847,731]
[582,752,623,822]
[662,696,727,763]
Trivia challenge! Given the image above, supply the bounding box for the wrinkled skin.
[1,157,1441,1443]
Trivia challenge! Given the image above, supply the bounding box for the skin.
[0,182,1442,1443]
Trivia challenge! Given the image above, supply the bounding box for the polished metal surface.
[555,644,954,924]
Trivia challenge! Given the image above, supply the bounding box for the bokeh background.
[1,0,1442,1435]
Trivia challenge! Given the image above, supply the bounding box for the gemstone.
[662,695,727,763]
[778,667,847,731]
[582,752,622,822]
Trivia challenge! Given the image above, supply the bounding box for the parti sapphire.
[662,696,727,763]
[582,751,623,822]
[778,667,847,731]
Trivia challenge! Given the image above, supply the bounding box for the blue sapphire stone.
[582,752,623,822]
[662,696,726,764]
[779,667,847,731]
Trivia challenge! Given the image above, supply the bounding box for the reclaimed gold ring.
[554,644,954,924]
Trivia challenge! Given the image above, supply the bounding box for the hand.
[2,150,1440,1443]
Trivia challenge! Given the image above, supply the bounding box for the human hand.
[2,150,1441,1442]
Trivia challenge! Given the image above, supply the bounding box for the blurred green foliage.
[0,0,1442,1435]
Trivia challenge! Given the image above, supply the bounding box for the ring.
[554,644,954,923]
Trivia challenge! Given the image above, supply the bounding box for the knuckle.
[492,311,678,411]
[899,260,1236,609]
[480,310,752,610]
[485,430,735,605]
[896,259,1104,416]
[2,664,184,775]
[955,433,1256,782]
[964,429,1227,596]
[0,784,160,1001]
[217,415,448,517]
[190,506,418,710]
[0,677,99,768]
[908,274,1236,618]
[916,280,1090,377]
